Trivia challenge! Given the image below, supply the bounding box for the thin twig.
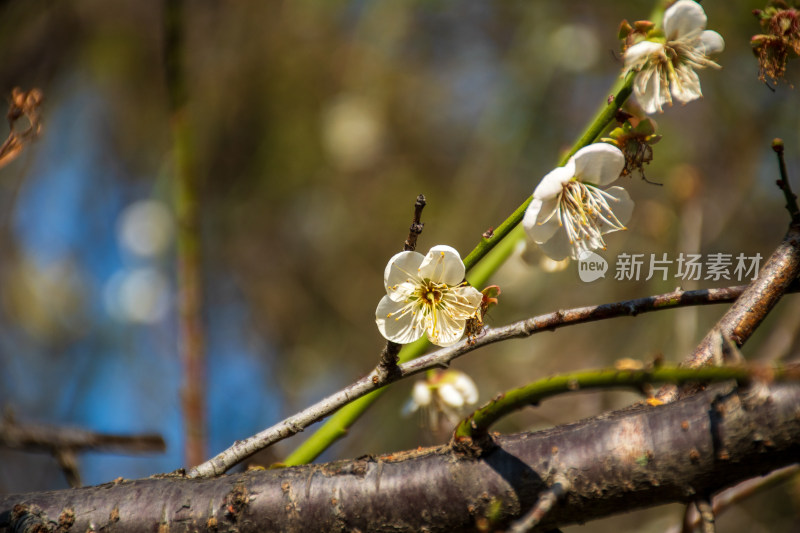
[403,194,426,252]
[508,475,570,533]
[695,496,715,533]
[187,284,797,478]
[379,195,427,374]
[772,138,799,220]
[0,418,166,454]
[667,465,799,533]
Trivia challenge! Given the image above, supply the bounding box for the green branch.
[453,364,800,441]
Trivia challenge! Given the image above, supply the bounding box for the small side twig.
[772,138,799,221]
[54,448,81,488]
[508,475,570,533]
[379,195,427,374]
[694,496,715,533]
[1,412,165,488]
[404,194,426,252]
[668,465,799,533]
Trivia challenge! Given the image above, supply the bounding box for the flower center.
[418,280,446,309]
[555,180,626,251]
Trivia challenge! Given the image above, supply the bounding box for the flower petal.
[384,250,424,298]
[624,40,664,70]
[664,0,707,42]
[428,310,467,347]
[537,227,573,261]
[438,383,464,408]
[635,65,666,114]
[418,245,465,285]
[452,373,478,405]
[448,285,484,319]
[533,165,574,201]
[597,186,634,233]
[376,295,425,344]
[698,30,724,56]
[523,197,561,244]
[571,143,625,186]
[671,64,702,103]
[412,380,432,407]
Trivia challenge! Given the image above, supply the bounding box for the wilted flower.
[751,4,800,85]
[623,0,725,114]
[602,113,662,182]
[402,369,479,429]
[523,143,632,261]
[376,245,483,347]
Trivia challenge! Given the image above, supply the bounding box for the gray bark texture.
[1,382,798,532]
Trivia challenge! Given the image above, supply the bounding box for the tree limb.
[4,382,799,532]
[189,283,789,478]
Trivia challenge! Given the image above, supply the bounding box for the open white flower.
[402,369,479,429]
[623,0,725,114]
[522,143,632,261]
[376,245,483,347]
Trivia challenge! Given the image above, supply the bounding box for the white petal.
[418,245,465,285]
[412,380,432,407]
[452,373,478,405]
[571,143,625,186]
[533,165,574,201]
[376,295,425,344]
[384,250,423,293]
[664,0,707,42]
[447,285,484,319]
[537,228,573,261]
[523,197,561,244]
[637,67,665,114]
[698,30,724,55]
[671,65,702,103]
[598,186,634,233]
[438,383,464,408]
[624,40,664,69]
[428,307,467,347]
[401,397,419,417]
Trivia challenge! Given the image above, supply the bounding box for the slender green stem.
[454,364,800,440]
[283,338,428,466]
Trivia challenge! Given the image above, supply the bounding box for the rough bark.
[1,382,798,532]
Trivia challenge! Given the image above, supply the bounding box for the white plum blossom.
[623,0,725,114]
[376,245,483,347]
[402,370,479,429]
[522,143,632,261]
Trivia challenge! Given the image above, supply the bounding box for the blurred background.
[0,0,798,530]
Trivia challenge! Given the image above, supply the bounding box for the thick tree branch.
[684,222,800,369]
[189,284,782,478]
[3,383,799,532]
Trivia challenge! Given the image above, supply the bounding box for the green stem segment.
[454,365,800,440]
[284,70,637,467]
